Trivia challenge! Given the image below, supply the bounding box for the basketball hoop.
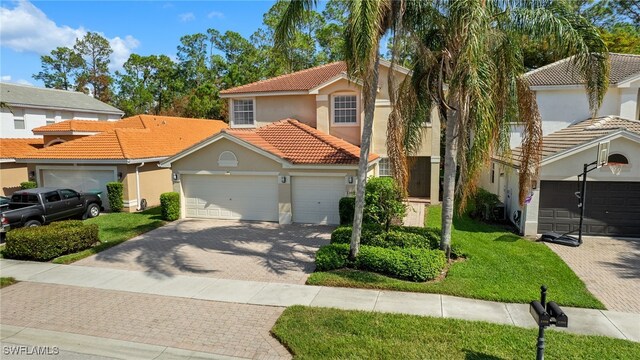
[608,162,624,176]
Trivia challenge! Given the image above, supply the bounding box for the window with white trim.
[13,109,25,129]
[232,99,255,126]
[46,111,55,125]
[379,158,391,177]
[333,94,357,124]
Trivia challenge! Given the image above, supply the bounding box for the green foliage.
[364,177,406,230]
[160,192,180,221]
[338,197,355,225]
[33,47,85,90]
[20,181,37,190]
[4,221,99,261]
[330,225,439,250]
[106,182,123,213]
[315,243,350,271]
[74,32,113,102]
[466,188,501,220]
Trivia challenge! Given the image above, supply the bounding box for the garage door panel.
[42,169,115,210]
[538,181,640,237]
[292,177,344,225]
[183,175,278,222]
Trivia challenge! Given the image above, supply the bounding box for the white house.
[510,53,640,148]
[480,53,640,238]
[1,82,123,138]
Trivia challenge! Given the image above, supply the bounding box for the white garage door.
[183,174,278,221]
[42,169,115,209]
[292,176,345,225]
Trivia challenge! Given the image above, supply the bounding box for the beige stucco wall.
[1,162,28,196]
[122,162,172,211]
[168,137,358,223]
[254,95,318,128]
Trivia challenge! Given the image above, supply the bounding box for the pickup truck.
[0,188,102,233]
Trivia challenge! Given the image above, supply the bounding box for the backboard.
[596,141,610,168]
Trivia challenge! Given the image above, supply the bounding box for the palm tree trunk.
[350,53,381,260]
[441,108,459,259]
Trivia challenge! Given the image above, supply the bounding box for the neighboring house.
[510,53,640,148]
[219,61,441,201]
[15,115,228,211]
[0,138,43,196]
[480,116,640,237]
[0,82,124,138]
[160,119,378,225]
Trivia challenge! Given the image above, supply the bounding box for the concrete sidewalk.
[1,259,638,342]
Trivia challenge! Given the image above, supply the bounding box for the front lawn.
[307,205,603,309]
[0,277,17,288]
[272,306,639,359]
[53,207,165,264]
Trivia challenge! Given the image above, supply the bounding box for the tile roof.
[0,138,43,159]
[225,119,378,165]
[0,82,124,115]
[220,62,347,95]
[33,120,124,133]
[526,53,640,86]
[18,115,228,161]
[507,116,640,166]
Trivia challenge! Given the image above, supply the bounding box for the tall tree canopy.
[74,32,113,102]
[33,47,85,90]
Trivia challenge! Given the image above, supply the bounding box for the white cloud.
[0,1,139,71]
[207,11,224,19]
[1,75,11,81]
[16,79,33,86]
[179,12,195,22]
[1,75,33,86]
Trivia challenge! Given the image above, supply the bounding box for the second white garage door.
[183,174,278,221]
[292,176,345,225]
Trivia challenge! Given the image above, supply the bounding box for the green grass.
[307,205,604,309]
[0,277,17,288]
[272,306,639,360]
[52,207,165,264]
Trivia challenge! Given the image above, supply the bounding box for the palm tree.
[393,0,609,258]
[276,0,407,259]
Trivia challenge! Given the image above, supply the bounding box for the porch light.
[172,172,178,181]
[281,176,287,184]
[348,176,354,184]
[118,172,123,180]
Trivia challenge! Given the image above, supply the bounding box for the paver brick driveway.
[546,236,640,313]
[75,219,331,284]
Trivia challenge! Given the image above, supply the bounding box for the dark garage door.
[538,181,640,237]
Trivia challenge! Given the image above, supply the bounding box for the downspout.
[136,162,145,211]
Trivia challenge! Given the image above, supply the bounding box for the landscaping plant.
[106,182,124,212]
[160,192,180,221]
[19,181,37,189]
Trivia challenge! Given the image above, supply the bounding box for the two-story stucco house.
[1,82,124,139]
[480,53,640,238]
[160,61,441,225]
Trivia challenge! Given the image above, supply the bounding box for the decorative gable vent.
[218,151,238,167]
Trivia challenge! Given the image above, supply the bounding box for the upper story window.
[232,99,255,127]
[378,158,391,177]
[46,111,55,125]
[13,109,25,129]
[333,94,358,125]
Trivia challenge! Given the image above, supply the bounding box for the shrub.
[20,181,37,189]
[106,182,124,212]
[4,221,99,261]
[339,197,355,225]
[331,225,439,250]
[467,188,500,220]
[315,244,350,271]
[160,192,180,221]
[356,246,446,282]
[330,224,384,245]
[364,177,406,230]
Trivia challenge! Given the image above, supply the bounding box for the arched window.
[45,138,66,147]
[607,153,629,164]
[218,151,238,167]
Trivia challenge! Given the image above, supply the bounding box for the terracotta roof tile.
[19,115,228,160]
[225,119,378,165]
[220,62,347,95]
[33,120,119,133]
[526,53,640,86]
[505,116,640,166]
[0,138,43,159]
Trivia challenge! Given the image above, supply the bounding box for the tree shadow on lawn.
[451,216,520,235]
[85,219,332,280]
[464,349,504,360]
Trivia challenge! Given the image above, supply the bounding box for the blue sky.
[1,0,286,87]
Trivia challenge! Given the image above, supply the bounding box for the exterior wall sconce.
[531,180,538,190]
[118,172,123,180]
[29,171,35,179]
[172,172,179,181]
[347,176,354,184]
[281,176,287,184]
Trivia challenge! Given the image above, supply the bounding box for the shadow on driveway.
[74,219,332,284]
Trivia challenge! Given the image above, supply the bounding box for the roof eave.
[3,102,124,115]
[219,90,309,98]
[13,157,168,165]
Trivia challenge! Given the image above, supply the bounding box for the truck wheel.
[24,220,42,227]
[86,203,100,218]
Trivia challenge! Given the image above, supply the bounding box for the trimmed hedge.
[364,177,406,230]
[4,221,99,261]
[467,188,500,220]
[160,192,180,221]
[106,182,124,212]
[315,244,446,282]
[20,181,37,189]
[331,225,439,250]
[339,197,355,225]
